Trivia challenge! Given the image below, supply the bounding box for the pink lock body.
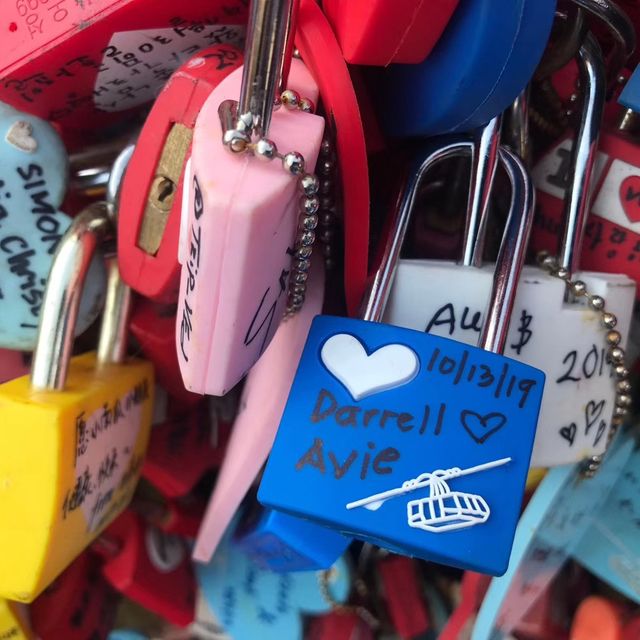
[192,259,325,563]
[176,59,324,396]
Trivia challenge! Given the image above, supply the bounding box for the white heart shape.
[320,333,419,401]
[5,120,37,152]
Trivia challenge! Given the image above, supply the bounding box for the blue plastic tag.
[619,64,640,112]
[234,507,351,572]
[0,101,105,350]
[196,514,351,640]
[472,432,635,639]
[259,316,545,576]
[573,441,640,604]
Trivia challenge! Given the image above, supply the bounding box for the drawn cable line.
[345,458,512,533]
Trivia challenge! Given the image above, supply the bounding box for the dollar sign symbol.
[510,309,532,355]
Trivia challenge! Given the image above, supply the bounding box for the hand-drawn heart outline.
[585,400,605,434]
[5,120,37,152]
[593,420,608,447]
[460,411,507,444]
[320,333,419,401]
[559,422,577,446]
[620,175,640,224]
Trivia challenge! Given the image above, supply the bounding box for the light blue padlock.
[196,514,351,640]
[472,431,635,640]
[234,506,352,572]
[0,101,106,350]
[259,138,544,577]
[573,437,640,604]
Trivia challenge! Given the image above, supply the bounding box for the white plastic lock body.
[383,261,635,467]
[176,58,323,396]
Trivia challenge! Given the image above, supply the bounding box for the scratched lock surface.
[0,101,106,349]
[259,316,545,576]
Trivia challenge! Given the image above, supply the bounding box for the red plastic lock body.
[118,44,242,303]
[308,611,375,640]
[100,511,196,628]
[0,0,246,133]
[323,0,459,66]
[130,298,201,406]
[532,131,640,298]
[0,350,29,384]
[377,555,431,640]
[30,551,117,640]
[143,400,230,498]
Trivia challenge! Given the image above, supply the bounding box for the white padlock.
[384,39,635,467]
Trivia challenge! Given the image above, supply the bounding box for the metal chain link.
[537,251,632,476]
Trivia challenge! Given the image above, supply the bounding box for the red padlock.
[30,551,118,640]
[377,555,431,640]
[118,44,242,302]
[97,510,196,628]
[130,298,201,406]
[0,0,246,134]
[532,126,640,298]
[143,399,231,498]
[439,572,491,640]
[322,0,459,66]
[307,611,375,640]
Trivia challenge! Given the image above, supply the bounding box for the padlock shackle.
[559,33,605,276]
[571,0,635,91]
[68,134,137,200]
[363,140,534,355]
[361,138,471,324]
[460,115,502,268]
[238,0,298,137]
[98,143,135,365]
[106,143,135,222]
[480,147,535,353]
[502,87,531,167]
[97,260,132,366]
[30,203,112,391]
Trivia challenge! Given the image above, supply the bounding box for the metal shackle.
[237,0,299,138]
[361,137,535,355]
[31,145,136,391]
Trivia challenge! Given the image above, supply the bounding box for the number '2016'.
[556,344,611,384]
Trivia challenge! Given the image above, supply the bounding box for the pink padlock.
[192,259,324,562]
[176,0,325,396]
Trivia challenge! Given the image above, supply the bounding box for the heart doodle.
[559,423,577,446]
[320,333,419,401]
[620,175,640,224]
[585,400,605,434]
[5,120,37,152]
[593,420,608,448]
[460,411,507,444]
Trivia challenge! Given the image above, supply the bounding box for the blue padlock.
[472,431,635,640]
[259,138,544,577]
[196,515,351,640]
[381,0,556,137]
[0,101,106,350]
[573,436,640,605]
[234,505,352,572]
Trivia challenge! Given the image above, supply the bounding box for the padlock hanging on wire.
[176,0,325,396]
[259,138,544,577]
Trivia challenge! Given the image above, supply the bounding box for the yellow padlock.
[0,599,32,639]
[0,202,154,602]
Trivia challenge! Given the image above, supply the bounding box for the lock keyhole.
[151,175,176,211]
